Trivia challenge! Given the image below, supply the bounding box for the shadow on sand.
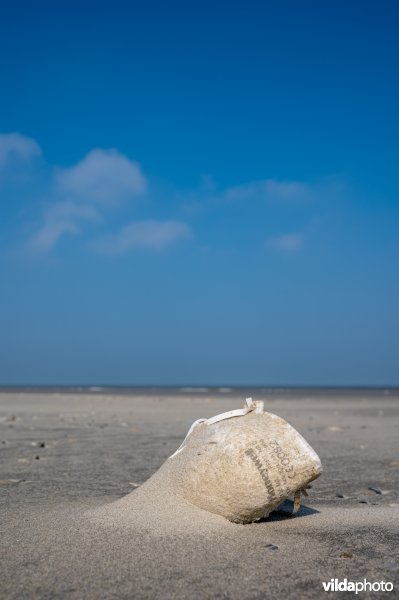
[258,499,320,523]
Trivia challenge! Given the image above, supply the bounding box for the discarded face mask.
[151,398,322,524]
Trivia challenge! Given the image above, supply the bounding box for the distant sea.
[0,386,397,398]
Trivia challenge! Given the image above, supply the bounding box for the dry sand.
[1,388,398,599]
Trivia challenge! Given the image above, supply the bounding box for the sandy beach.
[1,388,398,599]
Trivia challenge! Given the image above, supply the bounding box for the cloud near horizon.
[91,220,193,254]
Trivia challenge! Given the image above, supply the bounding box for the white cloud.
[56,148,147,208]
[222,179,311,203]
[9,132,327,257]
[28,201,101,252]
[91,220,192,254]
[267,233,304,252]
[28,148,148,251]
[0,133,41,167]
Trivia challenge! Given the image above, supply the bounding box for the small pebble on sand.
[336,492,348,499]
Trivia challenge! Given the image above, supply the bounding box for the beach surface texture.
[1,388,398,599]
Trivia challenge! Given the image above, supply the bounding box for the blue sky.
[0,0,398,385]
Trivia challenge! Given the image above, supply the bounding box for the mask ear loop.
[292,487,308,515]
[293,490,301,514]
[169,398,264,459]
[168,418,207,459]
